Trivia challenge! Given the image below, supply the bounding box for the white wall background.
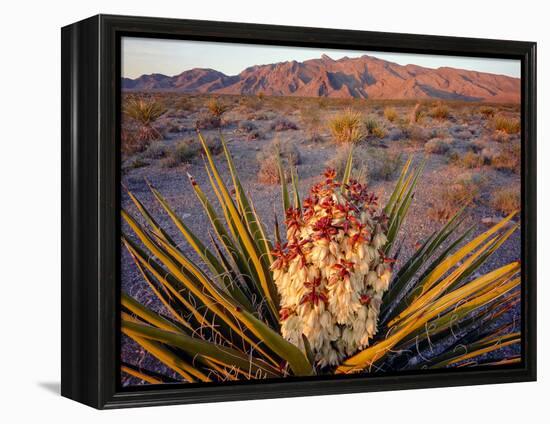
[0,0,546,421]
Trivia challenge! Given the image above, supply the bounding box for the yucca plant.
[121,132,520,384]
[329,109,365,144]
[124,96,167,142]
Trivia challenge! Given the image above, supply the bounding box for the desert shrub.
[430,102,450,120]
[238,120,263,140]
[425,138,453,154]
[489,142,520,174]
[367,149,404,181]
[493,129,511,143]
[121,127,149,156]
[207,98,229,117]
[205,136,223,155]
[271,117,299,131]
[238,120,258,133]
[365,116,386,138]
[409,103,424,124]
[445,149,460,164]
[195,110,221,129]
[257,92,265,101]
[459,151,484,169]
[428,173,485,221]
[256,139,300,184]
[174,97,195,111]
[125,158,149,170]
[143,142,168,159]
[161,140,198,168]
[491,188,520,215]
[469,138,489,154]
[493,115,520,134]
[384,107,398,122]
[329,109,365,144]
[401,124,430,143]
[479,106,495,118]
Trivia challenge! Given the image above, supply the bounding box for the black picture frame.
[61,14,537,409]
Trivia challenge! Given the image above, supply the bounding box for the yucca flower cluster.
[271,169,393,367]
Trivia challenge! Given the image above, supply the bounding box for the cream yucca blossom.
[272,169,393,367]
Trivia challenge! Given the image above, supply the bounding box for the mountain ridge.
[122,54,520,103]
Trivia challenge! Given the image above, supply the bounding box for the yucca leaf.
[122,320,281,378]
[384,156,412,216]
[336,261,520,373]
[429,331,520,369]
[341,146,354,189]
[121,362,176,384]
[277,152,290,213]
[197,132,279,319]
[290,165,301,210]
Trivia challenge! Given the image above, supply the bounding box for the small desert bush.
[161,140,198,168]
[479,106,496,118]
[195,110,221,129]
[409,103,424,124]
[493,115,520,134]
[384,107,398,122]
[207,98,229,117]
[401,124,430,144]
[121,127,149,156]
[459,151,484,169]
[367,149,404,181]
[271,117,299,131]
[143,143,168,160]
[238,120,263,140]
[489,142,521,174]
[491,188,520,215]
[327,147,368,184]
[430,103,450,120]
[429,173,485,221]
[425,138,453,154]
[256,139,300,184]
[329,109,365,144]
[493,130,511,143]
[365,116,386,138]
[126,158,149,170]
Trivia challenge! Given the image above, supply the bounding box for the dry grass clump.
[327,147,368,184]
[207,98,229,117]
[329,109,365,144]
[238,120,263,140]
[428,173,485,221]
[401,123,430,144]
[493,115,520,134]
[383,107,398,122]
[479,106,496,118]
[365,115,386,138]
[491,188,520,215]
[143,143,168,160]
[367,149,404,181]
[430,102,450,120]
[271,117,299,131]
[256,139,300,184]
[328,146,403,182]
[161,140,199,168]
[409,103,424,124]
[121,127,149,156]
[425,138,453,154]
[493,130,511,143]
[459,151,484,169]
[195,110,221,129]
[489,142,521,174]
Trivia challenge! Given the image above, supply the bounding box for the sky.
[122,36,521,79]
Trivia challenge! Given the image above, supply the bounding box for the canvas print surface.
[120,37,522,387]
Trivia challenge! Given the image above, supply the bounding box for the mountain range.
[122,54,520,103]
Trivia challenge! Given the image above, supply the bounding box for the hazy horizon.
[122,36,521,80]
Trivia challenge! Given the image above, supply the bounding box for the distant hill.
[122,54,520,103]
